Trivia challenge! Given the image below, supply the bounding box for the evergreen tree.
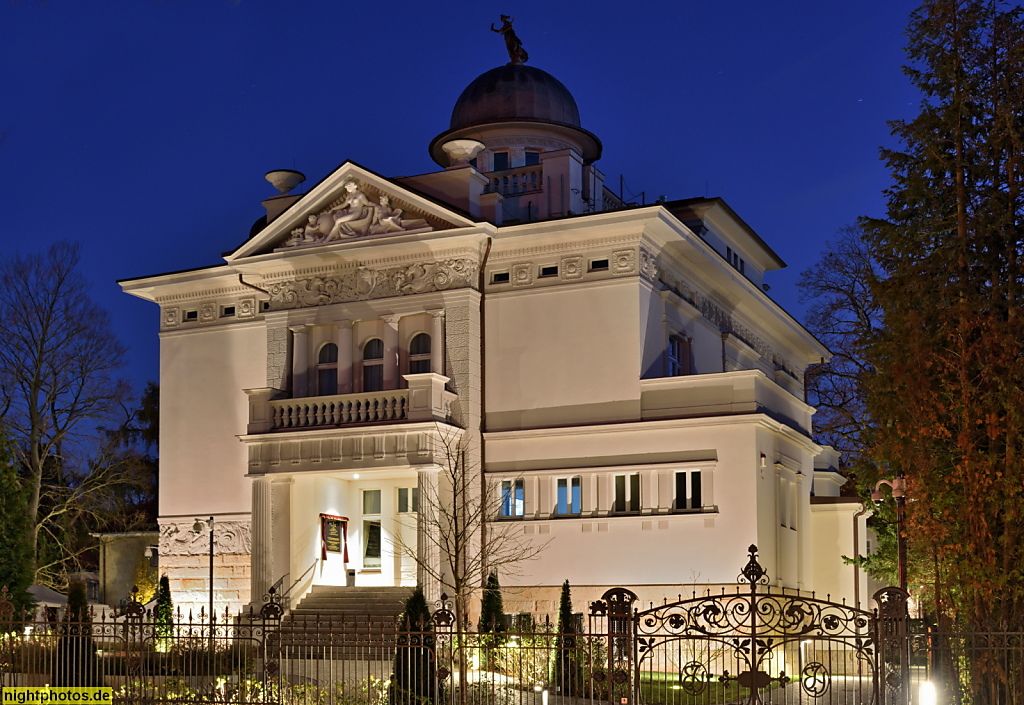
[864,0,1024,635]
[479,572,505,634]
[154,575,174,642]
[55,581,99,686]
[550,580,578,695]
[0,432,35,619]
[392,586,436,705]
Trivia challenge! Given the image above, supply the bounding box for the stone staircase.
[270,586,415,660]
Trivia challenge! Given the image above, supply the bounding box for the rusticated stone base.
[157,552,252,618]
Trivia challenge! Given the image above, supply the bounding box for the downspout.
[853,503,868,610]
[478,235,493,587]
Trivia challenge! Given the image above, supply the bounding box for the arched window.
[408,333,432,374]
[362,338,384,392]
[317,343,338,396]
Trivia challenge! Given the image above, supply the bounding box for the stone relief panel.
[560,256,584,280]
[199,302,217,324]
[160,519,252,556]
[237,296,256,319]
[267,258,479,310]
[280,179,433,249]
[639,248,659,282]
[511,263,533,287]
[162,308,179,328]
[611,249,636,275]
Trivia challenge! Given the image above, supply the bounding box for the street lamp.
[192,517,215,622]
[871,476,907,592]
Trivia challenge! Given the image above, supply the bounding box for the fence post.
[874,586,911,705]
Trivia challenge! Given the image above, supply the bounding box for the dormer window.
[363,338,384,392]
[492,152,510,171]
[525,151,540,166]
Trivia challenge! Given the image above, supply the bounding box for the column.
[418,466,441,603]
[429,309,446,375]
[250,477,272,608]
[337,320,354,394]
[290,325,309,398]
[271,477,293,605]
[382,314,401,390]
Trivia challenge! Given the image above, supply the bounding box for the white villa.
[121,35,869,621]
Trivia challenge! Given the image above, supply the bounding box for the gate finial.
[738,544,769,585]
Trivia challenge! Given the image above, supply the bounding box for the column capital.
[336,319,354,330]
[427,309,446,319]
[382,313,402,327]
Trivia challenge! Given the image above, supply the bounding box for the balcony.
[640,369,812,435]
[483,165,543,197]
[245,373,455,434]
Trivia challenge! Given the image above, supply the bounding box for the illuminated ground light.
[919,681,937,705]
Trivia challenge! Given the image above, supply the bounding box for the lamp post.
[192,517,215,622]
[871,476,907,592]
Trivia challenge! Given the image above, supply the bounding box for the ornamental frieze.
[267,258,479,309]
[159,520,252,556]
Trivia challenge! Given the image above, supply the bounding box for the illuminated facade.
[122,49,867,619]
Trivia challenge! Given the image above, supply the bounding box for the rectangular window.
[525,151,541,166]
[668,335,690,376]
[589,258,609,271]
[363,520,382,568]
[539,265,558,278]
[363,363,384,392]
[556,477,582,515]
[613,473,641,513]
[398,487,419,513]
[500,479,525,517]
[492,152,509,171]
[675,471,703,511]
[492,271,510,284]
[362,489,381,515]
[221,306,236,317]
[184,310,198,322]
[318,368,338,396]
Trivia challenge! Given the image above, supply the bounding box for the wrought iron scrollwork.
[738,544,770,585]
[259,586,284,620]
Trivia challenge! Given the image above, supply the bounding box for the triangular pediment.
[228,162,477,261]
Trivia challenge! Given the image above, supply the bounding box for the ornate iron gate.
[589,545,908,705]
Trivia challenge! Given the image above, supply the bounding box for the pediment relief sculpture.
[281,179,431,250]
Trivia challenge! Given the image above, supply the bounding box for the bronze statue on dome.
[492,15,528,65]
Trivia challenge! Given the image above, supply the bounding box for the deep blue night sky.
[1,1,919,394]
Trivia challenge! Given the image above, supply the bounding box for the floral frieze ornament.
[268,258,479,309]
[283,179,430,248]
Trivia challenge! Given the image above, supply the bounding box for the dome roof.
[450,64,581,130]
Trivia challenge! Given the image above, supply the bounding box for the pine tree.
[863,11,1024,700]
[550,580,578,695]
[0,432,35,619]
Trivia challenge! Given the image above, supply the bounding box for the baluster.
[342,400,351,424]
[313,401,322,426]
[400,396,408,419]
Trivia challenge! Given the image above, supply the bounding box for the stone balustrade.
[244,372,454,434]
[484,165,542,196]
[271,391,407,429]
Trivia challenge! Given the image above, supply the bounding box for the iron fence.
[2,552,1024,704]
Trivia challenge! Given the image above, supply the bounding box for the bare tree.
[393,426,549,634]
[798,225,883,469]
[0,242,139,585]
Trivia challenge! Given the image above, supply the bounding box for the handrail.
[282,559,318,602]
